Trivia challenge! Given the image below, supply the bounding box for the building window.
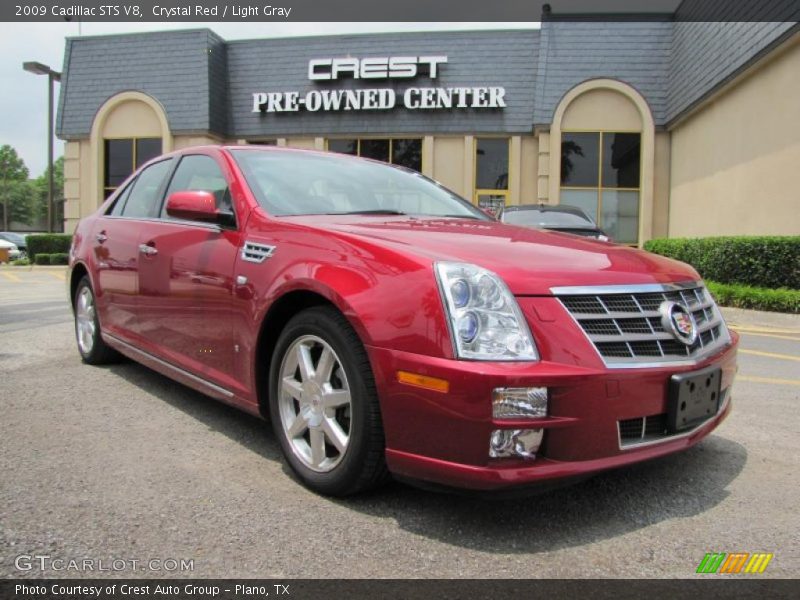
[326,138,422,172]
[560,132,641,244]
[103,137,162,198]
[474,138,509,214]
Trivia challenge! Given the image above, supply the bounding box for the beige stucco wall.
[283,137,317,150]
[102,100,162,138]
[63,139,93,234]
[172,135,224,150]
[652,131,671,239]
[432,137,466,196]
[669,38,800,237]
[561,88,642,131]
[520,136,539,204]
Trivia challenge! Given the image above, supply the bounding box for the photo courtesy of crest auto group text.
[1,0,798,595]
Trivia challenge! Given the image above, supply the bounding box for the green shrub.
[34,253,52,265]
[27,234,72,262]
[49,253,69,265]
[706,281,800,314]
[644,236,800,289]
[11,258,30,266]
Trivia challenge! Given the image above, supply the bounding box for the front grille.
[556,283,731,367]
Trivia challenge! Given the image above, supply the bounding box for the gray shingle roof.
[533,21,672,126]
[666,21,798,123]
[56,22,799,140]
[57,29,226,139]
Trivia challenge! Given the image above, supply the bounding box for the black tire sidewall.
[269,307,376,496]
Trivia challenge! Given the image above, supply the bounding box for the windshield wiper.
[334,209,408,216]
[438,214,482,220]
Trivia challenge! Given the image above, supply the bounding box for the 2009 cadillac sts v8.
[68,146,738,496]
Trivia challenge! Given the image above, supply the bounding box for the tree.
[0,180,35,226]
[0,145,33,229]
[34,156,65,223]
[0,145,29,182]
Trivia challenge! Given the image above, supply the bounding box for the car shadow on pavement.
[107,360,747,555]
[340,436,748,554]
[106,361,284,463]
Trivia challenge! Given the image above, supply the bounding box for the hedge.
[706,281,800,314]
[49,253,69,265]
[644,236,800,290]
[34,253,52,265]
[27,234,72,262]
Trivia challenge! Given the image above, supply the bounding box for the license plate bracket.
[668,365,721,432]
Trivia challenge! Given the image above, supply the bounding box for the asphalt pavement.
[1,267,798,578]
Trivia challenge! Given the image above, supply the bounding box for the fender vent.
[241,241,275,263]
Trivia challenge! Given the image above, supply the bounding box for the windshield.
[503,209,595,228]
[1,233,25,245]
[231,149,487,219]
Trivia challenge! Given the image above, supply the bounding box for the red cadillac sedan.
[68,146,738,496]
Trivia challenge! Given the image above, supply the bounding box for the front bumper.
[367,335,738,491]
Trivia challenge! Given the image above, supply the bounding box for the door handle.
[95,232,108,244]
[138,243,158,256]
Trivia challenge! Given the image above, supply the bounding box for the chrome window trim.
[102,215,223,232]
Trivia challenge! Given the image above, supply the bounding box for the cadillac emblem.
[659,301,698,346]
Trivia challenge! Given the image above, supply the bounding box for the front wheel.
[269,306,388,496]
[74,276,119,365]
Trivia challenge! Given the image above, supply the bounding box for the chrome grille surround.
[551,282,732,369]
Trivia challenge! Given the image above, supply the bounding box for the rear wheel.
[269,306,388,496]
[74,276,119,365]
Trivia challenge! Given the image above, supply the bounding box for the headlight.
[435,262,539,361]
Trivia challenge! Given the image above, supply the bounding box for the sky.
[0,21,537,177]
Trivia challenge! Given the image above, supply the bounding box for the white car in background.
[0,239,21,262]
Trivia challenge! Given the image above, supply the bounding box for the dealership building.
[56,17,800,244]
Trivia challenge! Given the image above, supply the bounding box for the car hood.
[286,215,699,296]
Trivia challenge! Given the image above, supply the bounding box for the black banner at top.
[2,0,799,23]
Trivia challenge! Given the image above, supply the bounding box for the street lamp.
[23,61,62,233]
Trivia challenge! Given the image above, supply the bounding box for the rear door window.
[120,159,173,219]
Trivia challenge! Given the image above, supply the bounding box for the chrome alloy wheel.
[278,335,352,473]
[76,286,97,355]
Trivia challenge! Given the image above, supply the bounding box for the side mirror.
[165,190,221,223]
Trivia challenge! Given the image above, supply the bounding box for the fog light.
[492,387,548,419]
[489,429,543,459]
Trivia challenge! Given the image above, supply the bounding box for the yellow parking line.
[734,331,800,342]
[738,375,800,387]
[46,271,66,281]
[739,349,800,362]
[731,325,800,335]
[1,272,22,282]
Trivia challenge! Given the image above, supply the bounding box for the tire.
[269,306,389,496]
[73,276,120,365]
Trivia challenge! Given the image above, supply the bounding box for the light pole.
[23,61,61,233]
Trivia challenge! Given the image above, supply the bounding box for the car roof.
[503,204,588,216]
